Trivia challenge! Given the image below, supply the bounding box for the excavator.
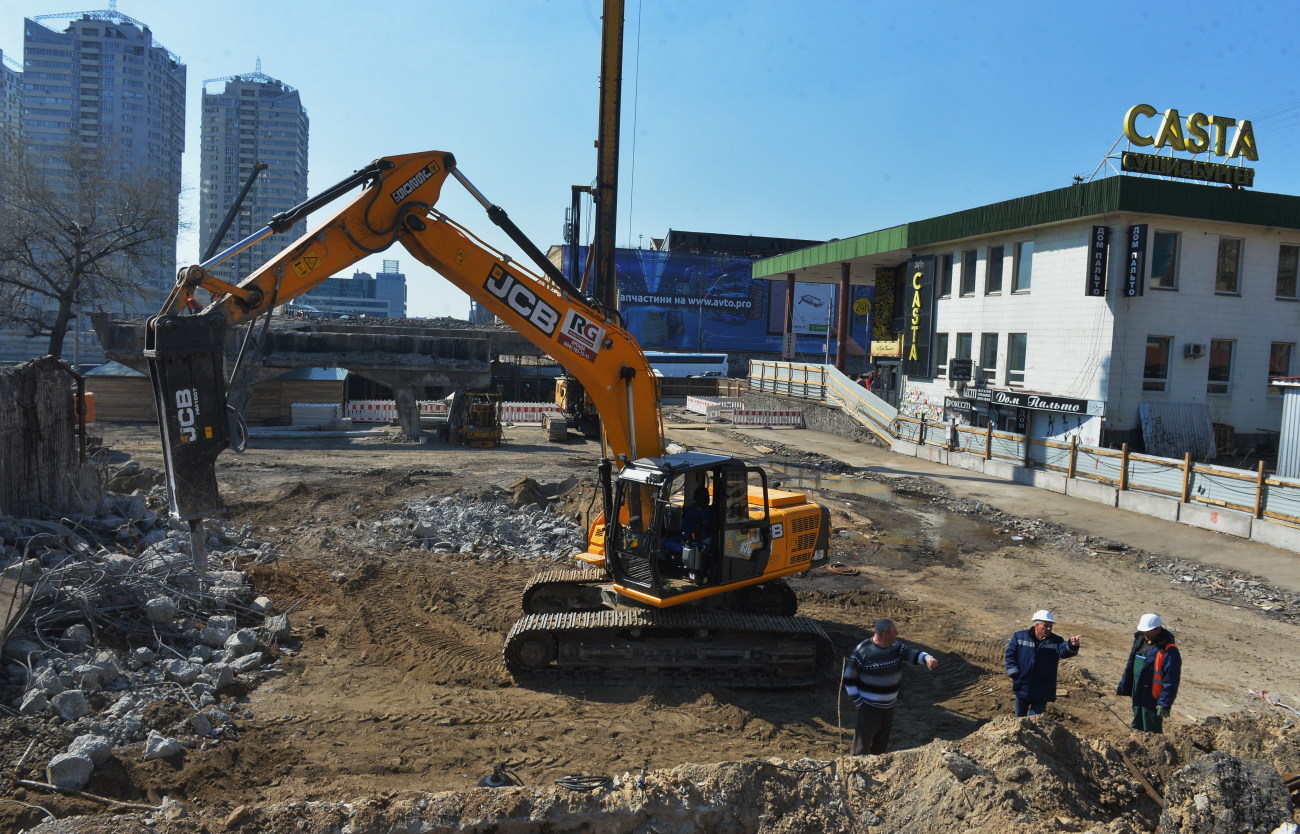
[145,150,833,687]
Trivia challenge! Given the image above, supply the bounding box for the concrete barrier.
[950,452,987,474]
[1015,468,1067,494]
[891,439,920,456]
[916,445,949,466]
[1118,490,1181,522]
[984,460,1020,482]
[1178,503,1253,538]
[1250,517,1300,551]
[1065,477,1118,507]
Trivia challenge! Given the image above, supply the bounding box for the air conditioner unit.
[1184,343,1206,358]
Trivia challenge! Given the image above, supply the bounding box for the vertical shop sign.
[1087,226,1110,296]
[1125,224,1147,297]
[903,255,936,378]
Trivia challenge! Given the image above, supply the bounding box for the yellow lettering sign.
[1155,108,1186,152]
[1124,104,1258,161]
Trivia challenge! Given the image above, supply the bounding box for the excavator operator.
[662,485,713,580]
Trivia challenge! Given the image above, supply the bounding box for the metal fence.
[750,361,895,442]
[748,361,1300,529]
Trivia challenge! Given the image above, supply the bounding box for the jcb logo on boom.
[174,388,199,443]
[484,265,559,337]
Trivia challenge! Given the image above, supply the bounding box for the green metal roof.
[752,175,1300,280]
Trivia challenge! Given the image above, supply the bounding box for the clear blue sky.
[4,0,1300,317]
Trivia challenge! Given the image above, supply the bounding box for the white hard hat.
[1137,613,1164,631]
[1031,609,1055,623]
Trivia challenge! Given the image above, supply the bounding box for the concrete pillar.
[784,274,796,336]
[392,387,422,440]
[836,262,851,371]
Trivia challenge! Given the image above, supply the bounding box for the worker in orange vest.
[1116,613,1181,733]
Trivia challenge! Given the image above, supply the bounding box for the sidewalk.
[677,421,1300,595]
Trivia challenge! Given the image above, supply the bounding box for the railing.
[750,361,896,442]
[750,361,1300,530]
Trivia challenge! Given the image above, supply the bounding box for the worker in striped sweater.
[843,618,939,755]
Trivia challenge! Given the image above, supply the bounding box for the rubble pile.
[0,478,290,794]
[385,492,584,559]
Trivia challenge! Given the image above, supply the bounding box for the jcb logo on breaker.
[484,265,559,336]
[771,522,785,539]
[174,388,199,442]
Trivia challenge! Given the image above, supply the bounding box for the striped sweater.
[843,638,931,709]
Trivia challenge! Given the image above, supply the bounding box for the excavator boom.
[148,152,663,523]
[146,149,832,688]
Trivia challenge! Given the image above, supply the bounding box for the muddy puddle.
[768,462,1005,568]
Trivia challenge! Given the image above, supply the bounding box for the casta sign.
[1122,104,1257,160]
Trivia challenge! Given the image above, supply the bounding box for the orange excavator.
[145,151,832,686]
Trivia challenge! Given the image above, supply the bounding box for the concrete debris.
[45,751,93,791]
[396,493,584,559]
[144,731,183,761]
[1159,751,1293,834]
[0,469,294,792]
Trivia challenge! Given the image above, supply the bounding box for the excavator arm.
[146,150,663,521]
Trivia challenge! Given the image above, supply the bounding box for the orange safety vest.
[1151,642,1176,700]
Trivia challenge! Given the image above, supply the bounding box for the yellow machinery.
[145,151,832,687]
[459,393,502,448]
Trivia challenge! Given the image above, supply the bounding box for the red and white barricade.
[731,409,804,427]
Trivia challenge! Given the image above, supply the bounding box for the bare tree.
[0,140,184,358]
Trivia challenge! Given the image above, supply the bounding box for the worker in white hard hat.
[1116,613,1180,733]
[1004,609,1082,717]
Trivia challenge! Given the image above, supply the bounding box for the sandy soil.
[4,417,1299,831]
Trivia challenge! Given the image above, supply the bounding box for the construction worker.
[1117,613,1181,733]
[1005,609,1081,717]
[843,618,939,755]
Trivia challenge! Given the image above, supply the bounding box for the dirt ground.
[4,416,1300,832]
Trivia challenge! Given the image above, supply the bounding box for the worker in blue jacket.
[1117,613,1181,733]
[1005,609,1081,717]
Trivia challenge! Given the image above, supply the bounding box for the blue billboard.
[562,246,874,358]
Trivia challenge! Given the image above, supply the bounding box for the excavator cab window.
[714,467,772,583]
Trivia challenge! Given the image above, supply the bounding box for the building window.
[933,333,949,379]
[960,250,977,296]
[1215,238,1242,295]
[955,332,973,360]
[986,245,1004,294]
[979,333,998,382]
[1277,244,1298,299]
[1269,342,1293,395]
[1143,336,1171,392]
[1207,339,1234,395]
[1150,231,1179,289]
[1007,333,1027,386]
[1012,241,1033,292]
[939,254,953,297]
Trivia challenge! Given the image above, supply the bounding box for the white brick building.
[754,175,1300,452]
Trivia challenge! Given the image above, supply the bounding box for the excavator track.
[503,609,832,688]
[521,568,608,613]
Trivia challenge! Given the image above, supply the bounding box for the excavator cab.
[603,452,793,609]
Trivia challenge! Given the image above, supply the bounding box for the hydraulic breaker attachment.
[144,314,230,521]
